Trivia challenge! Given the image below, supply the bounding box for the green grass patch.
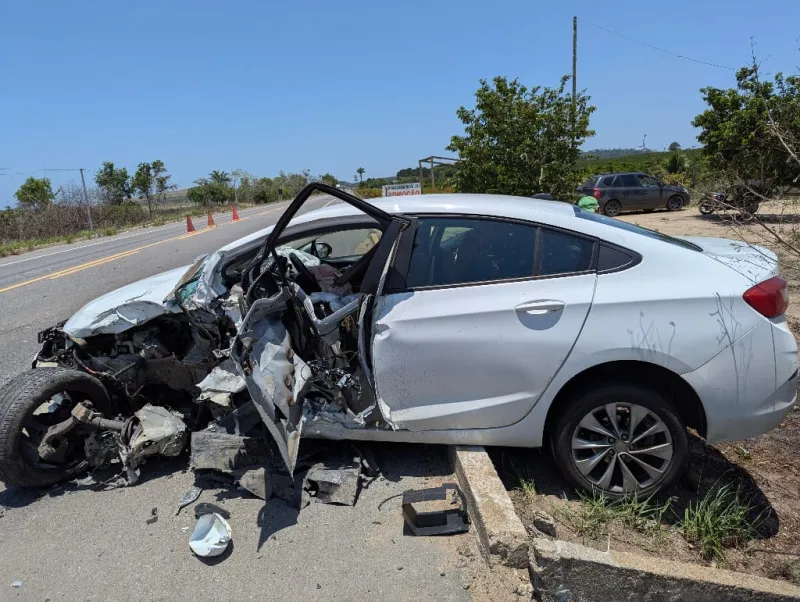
[557,489,673,541]
[679,484,762,562]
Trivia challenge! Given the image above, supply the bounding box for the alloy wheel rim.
[571,403,674,494]
[669,198,682,210]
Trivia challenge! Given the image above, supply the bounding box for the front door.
[372,216,597,431]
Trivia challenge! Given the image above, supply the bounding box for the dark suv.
[577,172,690,217]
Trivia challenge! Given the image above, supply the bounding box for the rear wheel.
[667,195,684,212]
[603,199,622,217]
[0,368,111,487]
[551,383,688,498]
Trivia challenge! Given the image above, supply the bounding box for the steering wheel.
[289,252,321,293]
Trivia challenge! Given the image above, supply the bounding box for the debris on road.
[194,503,230,519]
[11,581,23,588]
[146,507,158,524]
[189,512,232,558]
[402,484,470,536]
[303,456,361,506]
[174,486,202,515]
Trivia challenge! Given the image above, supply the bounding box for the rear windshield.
[573,207,701,251]
[580,176,598,188]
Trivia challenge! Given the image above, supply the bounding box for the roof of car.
[593,172,645,177]
[308,193,576,221]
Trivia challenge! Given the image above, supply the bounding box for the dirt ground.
[498,204,800,585]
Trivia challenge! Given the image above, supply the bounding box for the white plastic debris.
[189,512,232,558]
[11,581,22,588]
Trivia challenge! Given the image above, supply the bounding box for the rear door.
[371,216,597,431]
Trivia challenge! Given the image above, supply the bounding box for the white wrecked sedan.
[0,184,796,497]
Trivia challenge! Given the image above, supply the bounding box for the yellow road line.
[0,205,287,295]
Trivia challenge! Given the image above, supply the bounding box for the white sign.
[382,183,422,197]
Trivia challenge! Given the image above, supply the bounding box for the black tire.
[603,199,622,217]
[698,203,714,215]
[667,195,684,212]
[550,383,689,499]
[0,368,110,488]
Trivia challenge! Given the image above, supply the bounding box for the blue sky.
[1,0,798,202]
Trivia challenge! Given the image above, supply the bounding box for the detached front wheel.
[551,383,688,498]
[0,368,111,488]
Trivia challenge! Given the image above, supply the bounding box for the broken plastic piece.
[402,483,470,536]
[146,507,158,524]
[175,486,202,515]
[11,581,22,588]
[189,512,232,558]
[238,468,271,500]
[304,461,361,506]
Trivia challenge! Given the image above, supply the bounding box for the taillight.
[743,276,789,318]
[592,188,601,199]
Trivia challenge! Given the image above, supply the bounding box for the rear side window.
[602,176,619,188]
[407,217,537,288]
[621,175,638,187]
[538,229,594,276]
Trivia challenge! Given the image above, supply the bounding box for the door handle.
[515,300,565,315]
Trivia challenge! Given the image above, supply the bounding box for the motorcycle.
[698,185,764,217]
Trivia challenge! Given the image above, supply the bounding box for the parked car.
[577,172,690,217]
[0,184,795,498]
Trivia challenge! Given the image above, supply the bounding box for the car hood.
[680,236,778,284]
[63,266,189,338]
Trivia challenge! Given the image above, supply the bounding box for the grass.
[557,489,673,542]
[679,483,762,562]
[507,457,537,497]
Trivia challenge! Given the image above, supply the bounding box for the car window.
[621,174,639,187]
[288,227,382,260]
[639,175,660,187]
[538,229,594,276]
[602,176,619,188]
[407,217,537,288]
[573,206,701,251]
[581,176,598,188]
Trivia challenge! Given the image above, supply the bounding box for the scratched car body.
[0,184,796,497]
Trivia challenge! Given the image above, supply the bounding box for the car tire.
[551,383,688,499]
[603,199,622,217]
[0,368,111,488]
[667,195,684,212]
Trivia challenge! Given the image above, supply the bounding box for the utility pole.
[79,168,94,230]
[572,16,577,104]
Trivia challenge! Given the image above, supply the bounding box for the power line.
[586,20,738,71]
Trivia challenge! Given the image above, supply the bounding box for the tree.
[187,181,232,207]
[692,67,800,187]
[94,161,131,205]
[447,75,596,197]
[131,160,172,218]
[320,173,338,187]
[668,141,681,152]
[15,177,54,210]
[209,170,231,185]
[356,167,365,182]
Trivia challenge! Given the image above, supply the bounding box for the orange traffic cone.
[232,206,240,221]
[207,211,215,228]
[186,215,196,233]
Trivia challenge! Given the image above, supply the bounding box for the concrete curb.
[450,445,529,568]
[530,532,800,601]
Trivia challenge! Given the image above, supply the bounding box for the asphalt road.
[0,199,330,385]
[0,197,499,601]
